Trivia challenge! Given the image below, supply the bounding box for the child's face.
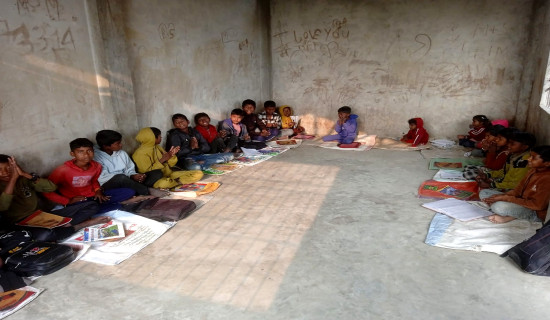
[283,107,291,117]
[105,140,123,153]
[70,146,94,164]
[231,114,243,124]
[472,119,482,128]
[265,106,276,115]
[243,104,255,115]
[495,135,508,147]
[527,152,549,169]
[338,112,350,122]
[409,123,417,130]
[197,116,210,128]
[485,133,496,142]
[0,162,11,182]
[155,134,162,145]
[173,118,189,131]
[508,140,528,154]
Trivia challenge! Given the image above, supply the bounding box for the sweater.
[220,119,250,140]
[242,113,266,138]
[195,125,219,144]
[43,160,102,206]
[133,127,178,176]
[0,177,57,223]
[500,168,550,221]
[335,114,358,141]
[402,117,429,147]
[488,151,530,190]
[166,128,210,159]
[93,146,137,185]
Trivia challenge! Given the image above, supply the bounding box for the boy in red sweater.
[481,145,550,223]
[401,117,429,147]
[44,138,134,215]
[194,112,229,153]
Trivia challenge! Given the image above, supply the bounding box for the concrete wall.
[2,0,549,174]
[0,0,108,173]
[270,0,535,138]
[0,0,270,173]
[122,0,271,134]
[517,0,550,145]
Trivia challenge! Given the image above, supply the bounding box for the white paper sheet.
[422,198,493,221]
[63,210,172,265]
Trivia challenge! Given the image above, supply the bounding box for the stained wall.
[270,0,536,138]
[1,0,550,174]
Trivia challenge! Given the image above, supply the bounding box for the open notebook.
[422,198,492,221]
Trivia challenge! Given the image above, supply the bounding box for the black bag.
[0,230,33,260]
[122,197,196,222]
[4,242,75,277]
[501,221,550,276]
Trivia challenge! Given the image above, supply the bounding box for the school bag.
[0,230,33,259]
[4,241,75,277]
[501,221,550,276]
[121,197,197,222]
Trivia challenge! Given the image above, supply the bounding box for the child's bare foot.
[72,216,112,231]
[488,214,516,224]
[148,187,170,198]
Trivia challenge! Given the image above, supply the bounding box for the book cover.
[173,182,220,197]
[16,210,72,229]
[83,220,125,242]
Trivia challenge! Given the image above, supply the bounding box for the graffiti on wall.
[1,0,76,61]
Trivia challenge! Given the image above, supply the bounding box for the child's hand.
[68,196,87,204]
[7,157,21,182]
[261,130,270,137]
[169,146,180,156]
[159,147,178,163]
[475,173,492,188]
[457,135,465,139]
[218,130,227,138]
[190,137,199,149]
[243,134,250,141]
[131,173,146,183]
[483,194,506,205]
[94,190,111,203]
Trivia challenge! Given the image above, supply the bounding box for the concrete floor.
[11,143,550,319]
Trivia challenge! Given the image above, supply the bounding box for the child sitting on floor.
[133,127,204,189]
[257,100,281,141]
[220,109,255,152]
[400,117,429,147]
[194,112,228,153]
[241,99,270,141]
[278,105,305,138]
[94,130,168,198]
[322,106,358,144]
[167,113,233,170]
[43,138,135,214]
[0,154,109,241]
[481,145,550,223]
[463,126,514,179]
[457,115,491,148]
[475,131,535,191]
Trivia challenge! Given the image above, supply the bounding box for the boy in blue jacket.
[322,106,358,144]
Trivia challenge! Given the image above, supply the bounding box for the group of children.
[0,99,308,243]
[454,115,550,224]
[1,106,549,245]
